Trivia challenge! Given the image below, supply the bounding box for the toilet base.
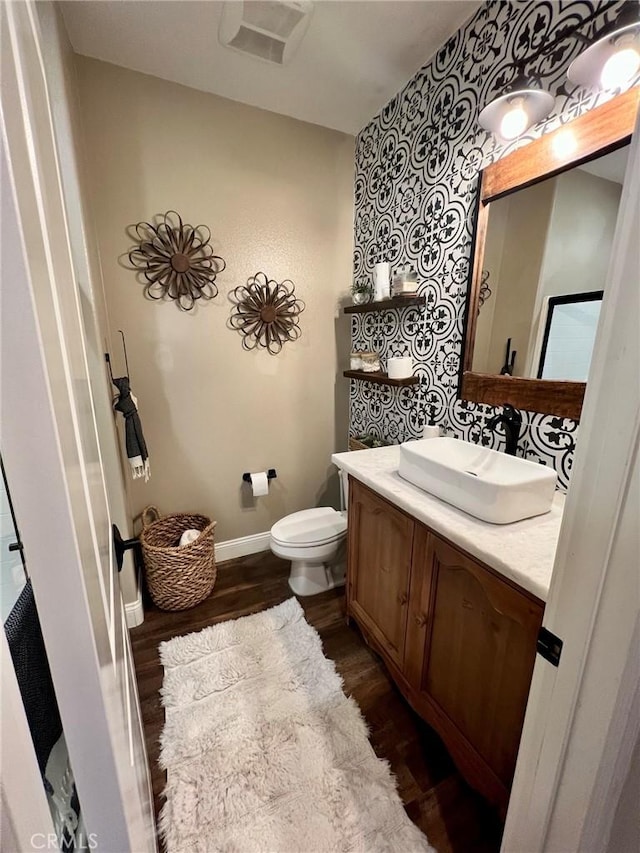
[288,559,346,597]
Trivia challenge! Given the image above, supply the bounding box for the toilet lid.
[271,507,347,547]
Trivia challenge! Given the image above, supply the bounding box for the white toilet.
[269,472,349,596]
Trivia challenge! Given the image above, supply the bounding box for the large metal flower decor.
[229,272,305,354]
[127,210,226,311]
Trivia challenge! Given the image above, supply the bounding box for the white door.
[502,115,640,849]
[1,3,156,849]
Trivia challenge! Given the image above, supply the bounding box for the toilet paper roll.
[249,471,269,497]
[373,262,391,301]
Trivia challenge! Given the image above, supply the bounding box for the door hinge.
[537,626,563,667]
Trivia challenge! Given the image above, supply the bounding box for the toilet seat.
[270,507,347,548]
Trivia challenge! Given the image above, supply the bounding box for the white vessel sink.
[398,437,557,524]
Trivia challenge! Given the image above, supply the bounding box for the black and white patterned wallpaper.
[350,0,635,491]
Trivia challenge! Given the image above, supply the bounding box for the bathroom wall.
[474,166,622,378]
[534,169,622,304]
[607,732,640,852]
[350,0,636,490]
[75,57,354,541]
[475,179,556,377]
[524,168,622,376]
[471,192,507,374]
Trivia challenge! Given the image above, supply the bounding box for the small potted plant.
[351,280,372,306]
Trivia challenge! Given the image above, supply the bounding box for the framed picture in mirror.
[536,291,603,382]
[460,86,639,420]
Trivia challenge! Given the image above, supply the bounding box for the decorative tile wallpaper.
[350,0,634,491]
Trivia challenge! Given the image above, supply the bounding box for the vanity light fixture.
[552,129,578,159]
[568,1,640,89]
[479,2,640,139]
[478,73,554,141]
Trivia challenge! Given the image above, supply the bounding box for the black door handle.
[112,524,141,573]
[8,541,23,553]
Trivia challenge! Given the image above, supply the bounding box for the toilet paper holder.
[242,469,277,484]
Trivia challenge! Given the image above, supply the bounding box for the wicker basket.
[140,506,217,611]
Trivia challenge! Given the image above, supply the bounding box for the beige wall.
[607,731,640,852]
[472,194,509,373]
[74,57,355,542]
[473,179,555,376]
[525,168,622,373]
[537,168,622,301]
[472,165,622,380]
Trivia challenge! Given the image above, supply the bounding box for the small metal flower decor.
[127,210,226,311]
[478,269,492,313]
[229,272,305,354]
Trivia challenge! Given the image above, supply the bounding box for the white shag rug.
[159,598,434,853]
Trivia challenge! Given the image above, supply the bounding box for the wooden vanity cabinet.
[347,480,414,669]
[346,478,544,813]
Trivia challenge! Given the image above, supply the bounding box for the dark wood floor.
[130,551,503,852]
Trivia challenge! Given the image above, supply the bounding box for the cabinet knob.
[397,592,408,606]
[414,612,427,628]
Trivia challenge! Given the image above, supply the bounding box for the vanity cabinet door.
[422,535,543,789]
[347,480,414,669]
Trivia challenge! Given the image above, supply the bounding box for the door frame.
[502,112,640,849]
[33,0,142,626]
[1,2,155,848]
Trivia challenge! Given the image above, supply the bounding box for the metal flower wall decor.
[127,210,226,311]
[229,272,305,354]
[478,269,492,313]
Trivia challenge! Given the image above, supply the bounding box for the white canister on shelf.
[373,262,391,301]
[387,356,413,379]
[422,406,442,438]
[422,424,442,438]
[360,351,380,373]
[392,268,418,297]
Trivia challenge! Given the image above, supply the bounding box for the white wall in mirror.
[537,294,603,382]
[473,144,628,380]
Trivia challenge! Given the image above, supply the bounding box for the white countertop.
[332,446,564,602]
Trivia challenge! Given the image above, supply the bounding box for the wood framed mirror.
[460,87,639,421]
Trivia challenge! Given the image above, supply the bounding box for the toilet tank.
[339,469,349,512]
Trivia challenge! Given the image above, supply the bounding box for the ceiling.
[60,0,479,135]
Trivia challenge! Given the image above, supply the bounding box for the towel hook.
[105,329,131,383]
[119,330,130,380]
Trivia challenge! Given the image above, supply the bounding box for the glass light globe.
[500,99,530,140]
[600,45,640,88]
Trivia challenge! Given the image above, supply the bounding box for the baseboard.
[124,588,144,628]
[215,531,271,564]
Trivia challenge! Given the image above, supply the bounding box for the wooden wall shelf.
[343,370,419,388]
[344,296,425,314]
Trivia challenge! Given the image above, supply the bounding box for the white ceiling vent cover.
[219,1,314,66]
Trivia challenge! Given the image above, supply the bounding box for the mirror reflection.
[472,144,628,382]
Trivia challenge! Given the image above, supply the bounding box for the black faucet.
[486,405,522,456]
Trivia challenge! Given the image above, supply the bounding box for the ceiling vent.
[219,1,314,66]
